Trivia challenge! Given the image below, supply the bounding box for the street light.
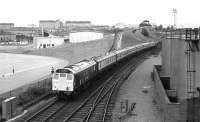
[172,9,177,28]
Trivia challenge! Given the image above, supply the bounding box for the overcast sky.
[0,0,199,27]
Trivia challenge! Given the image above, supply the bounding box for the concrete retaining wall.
[153,65,187,122]
[161,38,171,77]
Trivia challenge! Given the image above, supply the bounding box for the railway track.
[62,52,147,122]
[18,49,153,122]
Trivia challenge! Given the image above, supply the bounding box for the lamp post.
[172,9,177,28]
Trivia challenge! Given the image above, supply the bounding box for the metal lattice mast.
[185,28,199,122]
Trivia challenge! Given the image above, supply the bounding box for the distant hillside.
[121,29,161,48]
[0,29,162,65]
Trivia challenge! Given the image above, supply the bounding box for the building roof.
[39,20,56,23]
[0,23,14,25]
[65,21,91,24]
[34,36,67,39]
[10,27,39,31]
[39,20,62,23]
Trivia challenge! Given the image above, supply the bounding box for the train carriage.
[116,45,138,61]
[96,52,117,71]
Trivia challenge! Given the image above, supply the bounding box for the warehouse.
[69,32,103,43]
[33,36,67,48]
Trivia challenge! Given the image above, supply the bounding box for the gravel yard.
[112,54,163,122]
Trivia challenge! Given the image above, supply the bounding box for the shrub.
[141,28,149,37]
[17,87,47,106]
[132,29,137,34]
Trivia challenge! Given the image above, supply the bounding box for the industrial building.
[0,23,14,30]
[8,27,39,36]
[33,36,67,48]
[65,21,91,28]
[69,32,103,43]
[0,31,16,42]
[39,20,63,29]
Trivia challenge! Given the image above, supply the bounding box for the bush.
[17,87,47,106]
[141,28,149,37]
[0,103,2,114]
[132,29,137,34]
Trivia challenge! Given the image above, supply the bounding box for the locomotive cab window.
[54,74,59,79]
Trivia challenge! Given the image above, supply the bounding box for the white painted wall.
[69,32,103,43]
[33,37,65,48]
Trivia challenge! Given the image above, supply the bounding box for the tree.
[139,20,152,27]
[158,25,163,30]
[141,28,149,37]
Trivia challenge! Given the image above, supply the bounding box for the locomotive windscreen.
[67,74,73,80]
[54,74,59,79]
[60,73,66,77]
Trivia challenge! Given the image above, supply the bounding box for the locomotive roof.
[115,44,138,53]
[63,59,96,74]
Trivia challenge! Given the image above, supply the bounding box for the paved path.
[112,55,163,122]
